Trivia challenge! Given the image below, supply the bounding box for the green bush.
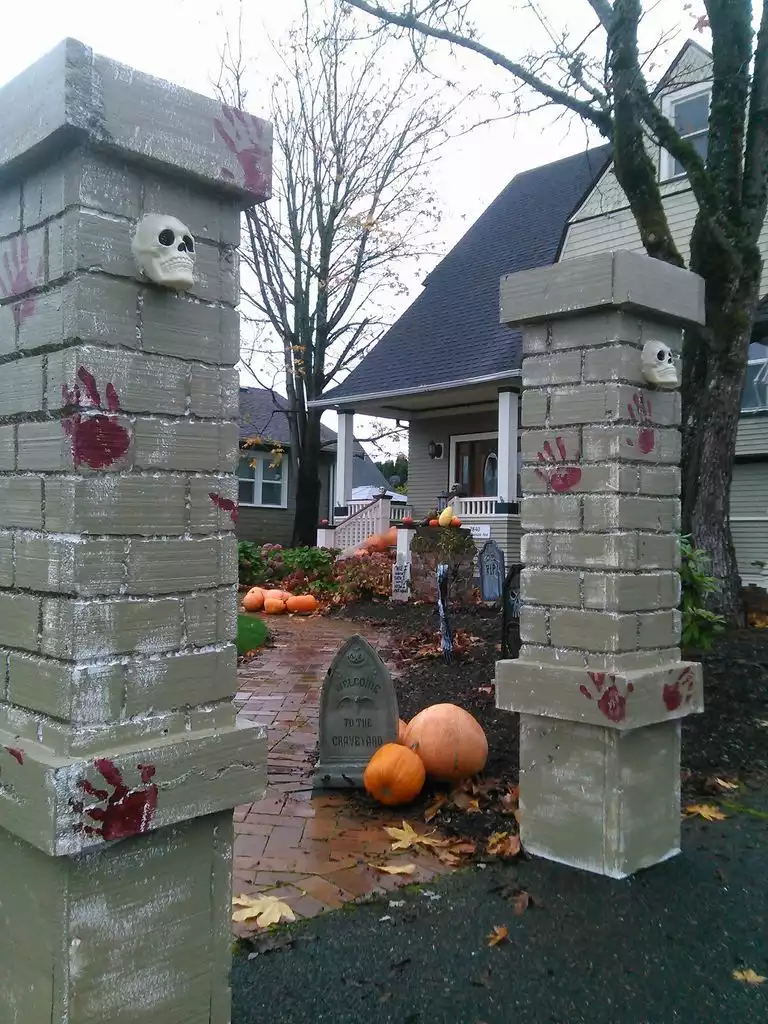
[238,542,339,595]
[680,535,727,651]
[236,614,270,656]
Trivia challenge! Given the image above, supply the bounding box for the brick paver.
[233,615,449,933]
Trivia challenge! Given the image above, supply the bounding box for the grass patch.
[237,614,270,656]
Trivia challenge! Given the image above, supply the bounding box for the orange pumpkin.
[450,516,462,527]
[384,526,398,547]
[397,718,408,744]
[265,588,291,602]
[404,704,488,781]
[263,598,286,615]
[402,516,414,526]
[242,587,265,612]
[363,533,388,552]
[363,743,426,806]
[286,594,319,614]
[428,519,439,527]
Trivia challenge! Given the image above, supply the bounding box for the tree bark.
[291,408,324,547]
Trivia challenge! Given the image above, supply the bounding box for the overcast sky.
[0,0,708,458]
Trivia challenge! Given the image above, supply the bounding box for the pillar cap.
[500,250,705,329]
[0,38,271,207]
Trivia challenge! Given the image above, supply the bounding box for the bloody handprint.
[662,666,696,711]
[61,367,131,469]
[579,671,634,723]
[71,758,158,841]
[208,490,239,523]
[534,436,582,492]
[0,234,43,327]
[625,393,655,454]
[215,105,271,195]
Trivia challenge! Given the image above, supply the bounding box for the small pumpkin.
[404,703,488,781]
[286,594,319,615]
[263,598,286,615]
[242,587,265,613]
[428,519,439,527]
[363,743,426,806]
[265,588,292,602]
[402,516,414,526]
[450,516,462,527]
[438,505,455,527]
[397,718,408,744]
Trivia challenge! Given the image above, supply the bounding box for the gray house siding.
[731,461,768,584]
[736,416,768,456]
[236,457,332,547]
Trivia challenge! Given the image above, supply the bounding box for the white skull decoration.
[641,340,679,389]
[131,214,196,291]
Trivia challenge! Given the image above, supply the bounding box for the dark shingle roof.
[317,145,610,404]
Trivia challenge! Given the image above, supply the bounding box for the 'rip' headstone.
[479,539,506,602]
[392,560,411,602]
[313,635,399,787]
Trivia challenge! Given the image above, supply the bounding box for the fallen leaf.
[684,804,727,821]
[232,894,296,927]
[451,790,481,812]
[499,785,519,814]
[733,968,766,985]
[384,820,451,851]
[513,890,530,916]
[712,777,740,791]
[371,863,417,875]
[477,685,494,695]
[472,965,493,988]
[424,793,448,822]
[487,831,522,858]
[487,925,509,947]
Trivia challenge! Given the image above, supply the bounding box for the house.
[237,387,398,546]
[310,40,768,587]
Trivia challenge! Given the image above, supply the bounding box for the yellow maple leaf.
[370,863,416,875]
[733,968,766,985]
[487,925,509,947]
[684,804,727,821]
[487,831,522,858]
[712,777,740,791]
[383,820,451,851]
[231,894,296,927]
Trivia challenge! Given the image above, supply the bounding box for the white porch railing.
[457,496,497,517]
[390,504,412,522]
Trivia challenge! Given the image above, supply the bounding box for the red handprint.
[662,666,696,711]
[579,671,634,723]
[209,490,239,523]
[534,436,582,492]
[215,105,271,195]
[625,393,655,454]
[71,759,158,841]
[0,234,43,327]
[61,367,131,469]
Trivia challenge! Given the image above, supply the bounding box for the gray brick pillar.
[495,251,705,879]
[0,40,271,1022]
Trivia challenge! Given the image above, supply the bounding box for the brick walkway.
[232,616,449,932]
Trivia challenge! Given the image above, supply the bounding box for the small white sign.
[391,561,411,602]
[469,524,491,539]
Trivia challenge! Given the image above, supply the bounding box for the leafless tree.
[343,0,768,619]
[218,0,458,545]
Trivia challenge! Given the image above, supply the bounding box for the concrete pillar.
[0,40,271,1022]
[496,387,519,512]
[495,251,705,879]
[334,410,355,517]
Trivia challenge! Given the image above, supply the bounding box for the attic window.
[660,84,710,181]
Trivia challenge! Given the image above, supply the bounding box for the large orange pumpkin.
[265,588,292,602]
[397,718,408,744]
[263,598,286,615]
[404,704,488,781]
[286,594,319,614]
[363,743,426,806]
[242,587,265,612]
[384,526,398,547]
[428,519,439,527]
[363,533,388,552]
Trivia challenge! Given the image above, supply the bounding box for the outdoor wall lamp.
[427,441,444,460]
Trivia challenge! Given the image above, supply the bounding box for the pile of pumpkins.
[427,504,462,528]
[352,525,399,558]
[363,702,487,807]
[241,586,318,616]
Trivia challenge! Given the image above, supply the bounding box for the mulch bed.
[330,601,768,845]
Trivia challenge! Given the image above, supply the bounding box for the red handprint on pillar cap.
[71,759,158,841]
[215,105,271,197]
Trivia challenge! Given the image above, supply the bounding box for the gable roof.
[238,387,391,490]
[313,144,610,407]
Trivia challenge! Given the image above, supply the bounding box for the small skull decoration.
[131,214,196,291]
[641,340,679,389]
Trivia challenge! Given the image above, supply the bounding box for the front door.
[455,437,498,496]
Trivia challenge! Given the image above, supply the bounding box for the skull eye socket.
[182,235,195,252]
[656,349,668,361]
[158,228,175,246]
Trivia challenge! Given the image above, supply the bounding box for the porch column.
[495,251,704,879]
[496,387,519,512]
[334,409,355,517]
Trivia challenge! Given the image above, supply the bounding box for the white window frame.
[237,452,289,509]
[449,431,499,498]
[660,82,711,182]
[742,355,768,414]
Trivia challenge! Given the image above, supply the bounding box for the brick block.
[640,320,683,354]
[521,462,639,496]
[0,304,14,357]
[550,311,643,350]
[582,425,681,464]
[24,149,142,228]
[15,536,128,596]
[638,533,681,570]
[127,537,237,595]
[133,419,238,471]
[521,324,548,355]
[17,421,72,471]
[141,289,240,366]
[640,466,681,497]
[0,592,40,651]
[8,651,124,721]
[521,533,548,566]
[221,368,240,420]
[583,344,644,384]
[638,610,681,649]
[0,355,43,415]
[41,596,184,659]
[609,385,681,427]
[44,476,188,535]
[0,477,43,528]
[549,385,609,426]
[520,606,549,644]
[18,275,140,354]
[516,644,681,673]
[549,532,638,570]
[0,533,13,586]
[583,572,680,612]
[0,226,45,300]
[521,568,581,607]
[522,351,581,387]
[549,608,638,652]
[190,364,227,418]
[186,587,237,646]
[0,425,15,469]
[49,208,136,282]
[521,391,547,427]
[143,173,241,245]
[520,429,581,465]
[188,476,239,533]
[0,184,21,237]
[190,241,238,306]
[125,645,237,716]
[521,495,581,531]
[582,496,680,533]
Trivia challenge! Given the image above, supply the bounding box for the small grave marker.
[479,539,505,602]
[313,635,399,787]
[392,559,411,602]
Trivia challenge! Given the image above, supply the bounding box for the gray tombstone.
[479,540,506,602]
[313,635,399,787]
[392,559,411,602]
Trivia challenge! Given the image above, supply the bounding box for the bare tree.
[218,1,457,545]
[343,0,768,619]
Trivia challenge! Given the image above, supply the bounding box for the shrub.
[680,535,727,651]
[238,542,266,587]
[334,551,394,602]
[236,614,269,656]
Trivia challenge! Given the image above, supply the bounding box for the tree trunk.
[291,409,323,547]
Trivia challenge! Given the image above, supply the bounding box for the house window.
[660,85,710,181]
[450,433,498,496]
[742,343,768,413]
[237,453,288,507]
